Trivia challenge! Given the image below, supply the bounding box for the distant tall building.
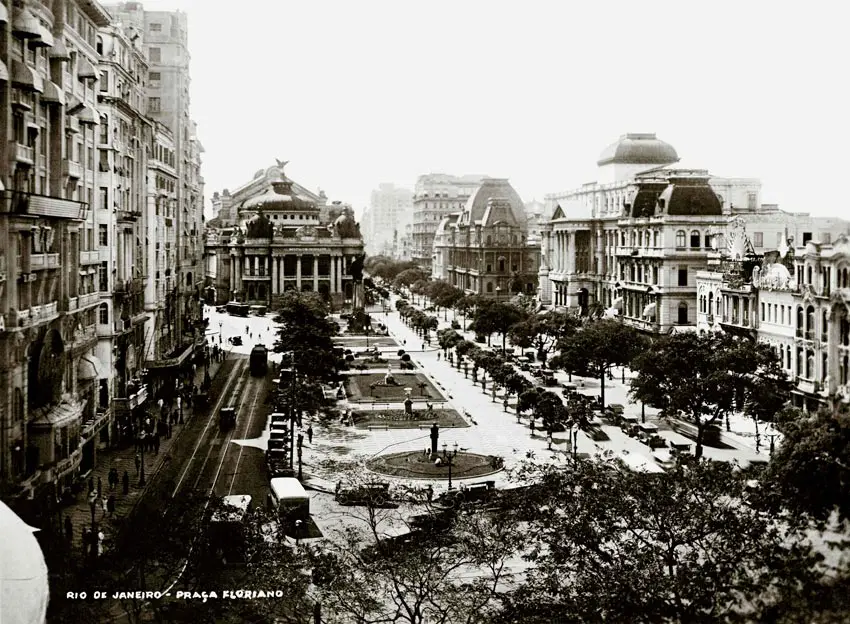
[105,2,205,372]
[411,174,486,268]
[362,183,412,257]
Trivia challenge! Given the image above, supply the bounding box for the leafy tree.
[502,458,826,624]
[630,331,791,459]
[436,328,463,355]
[765,404,850,525]
[393,268,429,290]
[469,301,528,350]
[551,319,646,410]
[273,291,339,381]
[508,310,581,365]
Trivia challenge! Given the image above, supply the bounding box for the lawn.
[345,372,443,402]
[352,408,468,429]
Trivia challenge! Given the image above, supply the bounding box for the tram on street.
[226,301,251,317]
[250,344,269,376]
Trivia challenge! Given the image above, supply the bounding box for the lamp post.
[442,441,459,490]
[139,430,146,487]
[495,286,501,302]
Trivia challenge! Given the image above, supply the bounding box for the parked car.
[437,481,497,508]
[336,481,395,507]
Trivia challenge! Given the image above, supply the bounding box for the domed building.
[205,162,365,307]
[432,178,539,298]
[540,133,750,332]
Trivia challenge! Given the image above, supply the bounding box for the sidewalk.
[62,354,227,556]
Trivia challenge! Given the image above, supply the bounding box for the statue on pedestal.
[430,422,439,455]
[384,364,396,386]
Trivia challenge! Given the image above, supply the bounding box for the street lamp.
[442,441,459,490]
[495,286,501,301]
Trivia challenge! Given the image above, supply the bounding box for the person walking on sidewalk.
[177,396,184,424]
[101,494,108,519]
[88,490,98,526]
[97,476,103,496]
[122,470,130,495]
[307,424,314,445]
[107,494,116,518]
[134,453,141,475]
[108,467,118,491]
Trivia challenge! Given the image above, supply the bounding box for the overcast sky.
[135,0,848,220]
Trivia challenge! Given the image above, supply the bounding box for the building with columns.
[432,178,539,298]
[205,162,365,309]
[539,133,802,333]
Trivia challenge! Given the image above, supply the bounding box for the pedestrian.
[82,527,91,557]
[122,470,130,495]
[97,476,102,496]
[307,424,313,445]
[177,396,182,417]
[109,467,118,491]
[96,528,104,557]
[246,325,249,335]
[437,352,441,362]
[107,494,116,517]
[88,477,94,493]
[88,491,97,525]
[101,494,108,518]
[134,453,141,475]
[64,516,73,543]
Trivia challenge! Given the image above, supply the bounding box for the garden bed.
[345,372,443,402]
[352,408,468,429]
[367,450,503,480]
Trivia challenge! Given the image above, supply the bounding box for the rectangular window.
[776,231,784,248]
[747,192,758,210]
[149,97,161,112]
[761,302,765,321]
[99,187,108,209]
[98,224,108,246]
[149,71,160,82]
[98,262,108,291]
[803,232,812,244]
[150,23,162,32]
[822,232,831,244]
[753,231,763,247]
[677,268,688,287]
[149,47,161,63]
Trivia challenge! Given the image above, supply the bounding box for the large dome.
[1,501,49,624]
[461,178,525,227]
[597,133,679,167]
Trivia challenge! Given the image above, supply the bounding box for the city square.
[1,2,850,623]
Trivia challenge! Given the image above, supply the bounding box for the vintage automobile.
[437,480,497,508]
[219,407,236,430]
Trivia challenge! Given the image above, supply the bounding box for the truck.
[208,494,252,565]
[268,477,310,530]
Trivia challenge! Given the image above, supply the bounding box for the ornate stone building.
[205,162,365,308]
[432,178,539,298]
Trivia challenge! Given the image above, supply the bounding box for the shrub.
[450,320,461,329]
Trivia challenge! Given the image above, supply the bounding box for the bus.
[250,344,268,376]
[226,301,251,317]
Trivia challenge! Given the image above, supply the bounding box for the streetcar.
[226,301,251,317]
[250,344,269,376]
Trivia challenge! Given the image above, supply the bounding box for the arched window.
[486,282,493,293]
[486,235,492,245]
[786,345,791,370]
[186,272,193,287]
[638,231,643,247]
[677,302,688,325]
[96,36,103,55]
[676,230,686,248]
[498,257,505,272]
[99,303,109,325]
[653,230,659,247]
[806,305,815,336]
[708,292,714,315]
[796,347,804,376]
[807,266,812,284]
[797,306,804,334]
[806,350,814,378]
[690,230,701,248]
[704,233,713,248]
[822,310,829,342]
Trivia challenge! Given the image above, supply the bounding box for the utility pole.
[290,351,296,471]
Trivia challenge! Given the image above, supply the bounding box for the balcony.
[78,292,100,308]
[795,377,820,395]
[80,250,100,264]
[6,308,32,328]
[9,141,35,165]
[30,302,59,324]
[30,253,45,270]
[47,253,59,268]
[66,296,78,311]
[81,408,111,441]
[70,325,97,352]
[63,160,83,179]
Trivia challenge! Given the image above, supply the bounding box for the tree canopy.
[630,332,791,458]
[273,290,339,380]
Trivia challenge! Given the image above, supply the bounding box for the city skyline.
[133,0,846,221]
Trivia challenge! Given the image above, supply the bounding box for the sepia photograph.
[1,1,849,622]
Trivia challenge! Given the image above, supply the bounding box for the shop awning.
[145,343,194,370]
[11,60,43,93]
[40,80,65,105]
[77,57,99,81]
[29,399,85,429]
[48,37,71,61]
[77,355,106,381]
[77,104,100,125]
[642,302,656,319]
[30,24,54,48]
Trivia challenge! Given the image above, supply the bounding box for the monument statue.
[430,422,439,455]
[384,364,396,386]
